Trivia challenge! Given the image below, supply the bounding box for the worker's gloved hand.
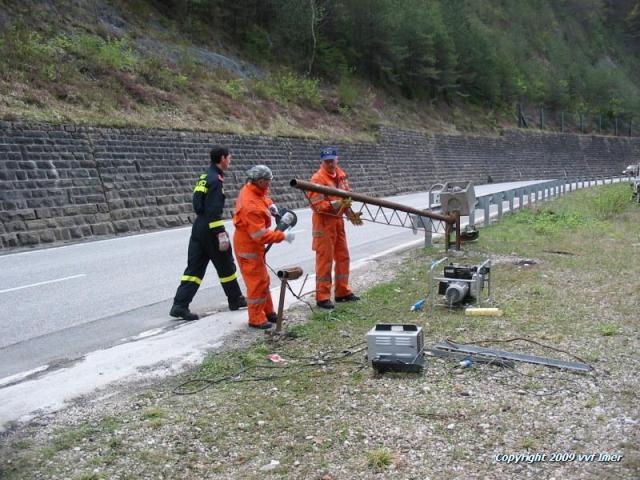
[346,210,363,226]
[284,232,295,243]
[217,232,230,251]
[268,204,279,216]
[330,197,352,212]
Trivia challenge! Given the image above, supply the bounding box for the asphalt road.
[0,180,546,382]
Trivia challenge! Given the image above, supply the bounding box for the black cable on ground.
[173,344,368,396]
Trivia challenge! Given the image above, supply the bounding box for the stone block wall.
[1,121,638,250]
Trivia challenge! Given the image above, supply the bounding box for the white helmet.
[246,164,273,181]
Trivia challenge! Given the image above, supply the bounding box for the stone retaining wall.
[1,121,638,250]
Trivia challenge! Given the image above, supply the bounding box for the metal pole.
[445,221,450,251]
[275,279,287,333]
[561,111,564,132]
[518,103,523,128]
[290,179,455,223]
[291,178,460,250]
[274,267,303,333]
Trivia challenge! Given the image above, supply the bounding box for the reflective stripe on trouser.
[173,226,242,307]
[314,218,352,301]
[236,253,273,326]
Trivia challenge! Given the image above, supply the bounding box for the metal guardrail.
[422,175,627,247]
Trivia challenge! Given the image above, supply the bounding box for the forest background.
[1,0,639,139]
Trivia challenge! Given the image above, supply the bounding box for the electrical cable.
[172,344,368,396]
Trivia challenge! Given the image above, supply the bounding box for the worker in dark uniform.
[170,145,247,321]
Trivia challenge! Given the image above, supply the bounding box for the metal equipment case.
[367,324,425,373]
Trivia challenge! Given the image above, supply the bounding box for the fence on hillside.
[517,104,637,137]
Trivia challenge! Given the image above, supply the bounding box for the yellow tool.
[465,307,503,316]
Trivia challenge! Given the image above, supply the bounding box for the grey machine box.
[367,324,425,373]
[439,181,476,216]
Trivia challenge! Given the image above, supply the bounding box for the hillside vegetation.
[0,0,639,139]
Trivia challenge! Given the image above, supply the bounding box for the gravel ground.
[1,193,639,480]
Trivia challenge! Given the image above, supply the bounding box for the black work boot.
[266,312,278,323]
[228,295,248,311]
[249,322,273,330]
[316,299,335,309]
[335,293,360,303]
[170,304,199,321]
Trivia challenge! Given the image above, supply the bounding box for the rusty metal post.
[274,267,303,333]
[290,179,459,249]
[455,211,461,250]
[275,279,287,333]
[290,179,455,223]
[445,221,451,251]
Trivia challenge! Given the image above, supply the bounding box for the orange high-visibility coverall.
[308,164,354,302]
[233,183,285,326]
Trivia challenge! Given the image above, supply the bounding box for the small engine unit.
[367,324,425,373]
[436,260,491,306]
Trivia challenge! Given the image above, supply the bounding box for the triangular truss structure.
[289,179,460,250]
[352,202,450,235]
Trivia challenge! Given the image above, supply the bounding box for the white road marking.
[0,274,87,294]
[0,365,49,388]
[128,328,165,341]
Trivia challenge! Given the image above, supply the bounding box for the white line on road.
[0,274,87,294]
[0,365,49,388]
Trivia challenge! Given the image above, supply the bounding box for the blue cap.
[320,146,338,160]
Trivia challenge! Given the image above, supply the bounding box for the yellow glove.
[330,197,352,212]
[346,210,363,226]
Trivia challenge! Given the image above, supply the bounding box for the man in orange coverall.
[308,146,362,310]
[233,165,295,329]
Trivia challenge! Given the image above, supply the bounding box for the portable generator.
[430,258,491,307]
[367,324,425,373]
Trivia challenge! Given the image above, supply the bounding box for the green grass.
[598,323,619,336]
[141,407,166,420]
[366,448,394,470]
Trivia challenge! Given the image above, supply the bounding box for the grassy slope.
[3,0,637,140]
[0,0,483,141]
[1,184,638,479]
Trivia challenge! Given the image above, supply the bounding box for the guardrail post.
[468,202,476,226]
[506,191,514,212]
[424,224,432,248]
[495,193,504,219]
[479,197,491,226]
[517,188,524,209]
